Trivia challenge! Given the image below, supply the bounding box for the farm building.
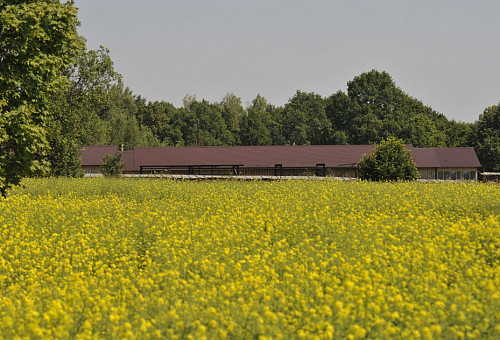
[80,145,481,180]
[481,172,500,183]
[411,148,481,180]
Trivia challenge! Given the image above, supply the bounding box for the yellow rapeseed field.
[0,178,499,339]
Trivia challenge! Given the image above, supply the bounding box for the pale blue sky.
[75,0,500,122]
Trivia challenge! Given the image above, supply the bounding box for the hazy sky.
[75,0,500,122]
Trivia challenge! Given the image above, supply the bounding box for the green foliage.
[0,0,83,196]
[220,93,244,145]
[188,99,231,146]
[47,46,121,176]
[240,94,273,145]
[103,84,159,149]
[46,135,83,177]
[404,113,446,148]
[445,120,476,147]
[47,47,160,177]
[136,99,181,145]
[282,91,331,145]
[346,70,399,144]
[325,91,351,144]
[101,152,124,177]
[358,137,419,181]
[476,104,500,171]
[325,70,450,147]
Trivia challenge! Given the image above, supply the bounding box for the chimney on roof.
[120,144,124,152]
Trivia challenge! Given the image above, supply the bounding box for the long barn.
[81,145,481,180]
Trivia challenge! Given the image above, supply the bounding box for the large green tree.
[346,70,398,144]
[476,104,500,171]
[48,46,158,175]
[336,70,448,147]
[47,46,119,176]
[0,0,82,195]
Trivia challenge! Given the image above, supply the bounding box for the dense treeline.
[47,47,499,173]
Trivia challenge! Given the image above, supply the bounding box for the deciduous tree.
[241,94,273,145]
[220,93,244,145]
[0,0,82,196]
[47,46,120,175]
[282,91,331,145]
[476,104,500,171]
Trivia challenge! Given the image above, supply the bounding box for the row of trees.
[110,71,478,150]
[1,1,499,194]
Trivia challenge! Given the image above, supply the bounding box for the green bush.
[101,152,125,177]
[358,137,419,181]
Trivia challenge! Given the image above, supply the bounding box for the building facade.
[81,145,481,180]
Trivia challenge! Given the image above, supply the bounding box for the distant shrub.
[101,152,124,177]
[358,137,419,181]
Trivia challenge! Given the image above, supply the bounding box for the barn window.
[438,170,476,181]
[438,171,450,180]
[449,171,457,180]
[463,171,476,180]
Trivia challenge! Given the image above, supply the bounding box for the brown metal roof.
[81,145,481,170]
[412,148,481,168]
[121,151,135,171]
[132,145,377,170]
[81,146,118,166]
